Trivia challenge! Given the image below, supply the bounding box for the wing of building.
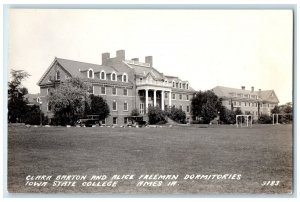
[37,50,196,125]
[212,86,279,118]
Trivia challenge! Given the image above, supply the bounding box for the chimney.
[251,86,254,93]
[116,50,125,60]
[145,56,153,67]
[131,58,139,61]
[102,52,110,65]
[241,86,245,90]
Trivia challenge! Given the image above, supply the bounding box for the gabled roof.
[56,58,118,76]
[212,86,279,103]
[37,57,119,85]
[125,62,165,80]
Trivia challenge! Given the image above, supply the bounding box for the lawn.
[7,124,293,194]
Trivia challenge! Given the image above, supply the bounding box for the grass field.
[7,124,292,194]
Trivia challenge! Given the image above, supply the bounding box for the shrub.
[23,105,44,125]
[131,108,140,116]
[167,106,186,124]
[258,114,272,124]
[147,106,167,125]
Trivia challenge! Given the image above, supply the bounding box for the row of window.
[94,86,129,96]
[229,93,258,100]
[230,101,275,108]
[171,93,190,101]
[88,69,128,82]
[112,100,128,111]
[172,81,189,90]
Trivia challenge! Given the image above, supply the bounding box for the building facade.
[212,86,279,119]
[37,50,196,125]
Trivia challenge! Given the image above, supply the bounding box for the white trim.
[123,88,128,96]
[100,86,106,95]
[112,87,117,95]
[123,101,128,111]
[111,72,117,81]
[55,70,61,80]
[122,73,128,82]
[112,100,117,111]
[87,68,94,79]
[172,93,176,100]
[100,70,106,80]
[172,80,175,88]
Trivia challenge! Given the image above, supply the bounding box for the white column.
[154,90,157,107]
[169,91,172,107]
[145,89,148,113]
[161,91,164,110]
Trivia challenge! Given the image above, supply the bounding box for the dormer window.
[111,72,117,81]
[100,71,106,80]
[186,83,189,90]
[56,71,60,80]
[172,81,175,88]
[122,73,128,82]
[179,82,182,89]
[88,69,94,79]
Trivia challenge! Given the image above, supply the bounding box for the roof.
[212,86,279,103]
[56,58,118,76]
[24,93,40,104]
[125,62,165,80]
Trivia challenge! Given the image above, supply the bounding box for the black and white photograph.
[4,5,295,197]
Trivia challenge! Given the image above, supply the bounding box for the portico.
[137,87,172,113]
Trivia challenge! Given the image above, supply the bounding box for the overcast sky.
[8,9,293,104]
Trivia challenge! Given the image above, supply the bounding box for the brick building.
[212,86,279,118]
[37,50,196,125]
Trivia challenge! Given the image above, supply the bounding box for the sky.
[8,9,293,104]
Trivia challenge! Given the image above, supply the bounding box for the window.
[179,94,182,100]
[111,72,116,81]
[112,101,117,111]
[48,76,52,82]
[47,102,51,111]
[100,71,106,80]
[139,103,144,114]
[113,117,117,124]
[245,102,247,106]
[172,93,176,100]
[187,106,190,113]
[56,71,60,80]
[176,83,178,88]
[123,73,128,82]
[183,84,186,89]
[140,78,143,82]
[124,117,128,124]
[123,102,128,111]
[88,69,93,79]
[172,81,175,88]
[123,89,128,96]
[101,119,106,125]
[179,82,182,89]
[186,95,189,100]
[186,83,189,89]
[101,86,106,95]
[112,87,117,95]
[165,92,168,99]
[179,105,183,110]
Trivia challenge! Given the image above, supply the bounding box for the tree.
[87,94,110,120]
[131,108,140,116]
[166,106,186,124]
[23,105,44,125]
[48,77,91,125]
[147,106,167,124]
[271,105,280,114]
[8,69,31,123]
[191,90,222,124]
[219,106,235,124]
